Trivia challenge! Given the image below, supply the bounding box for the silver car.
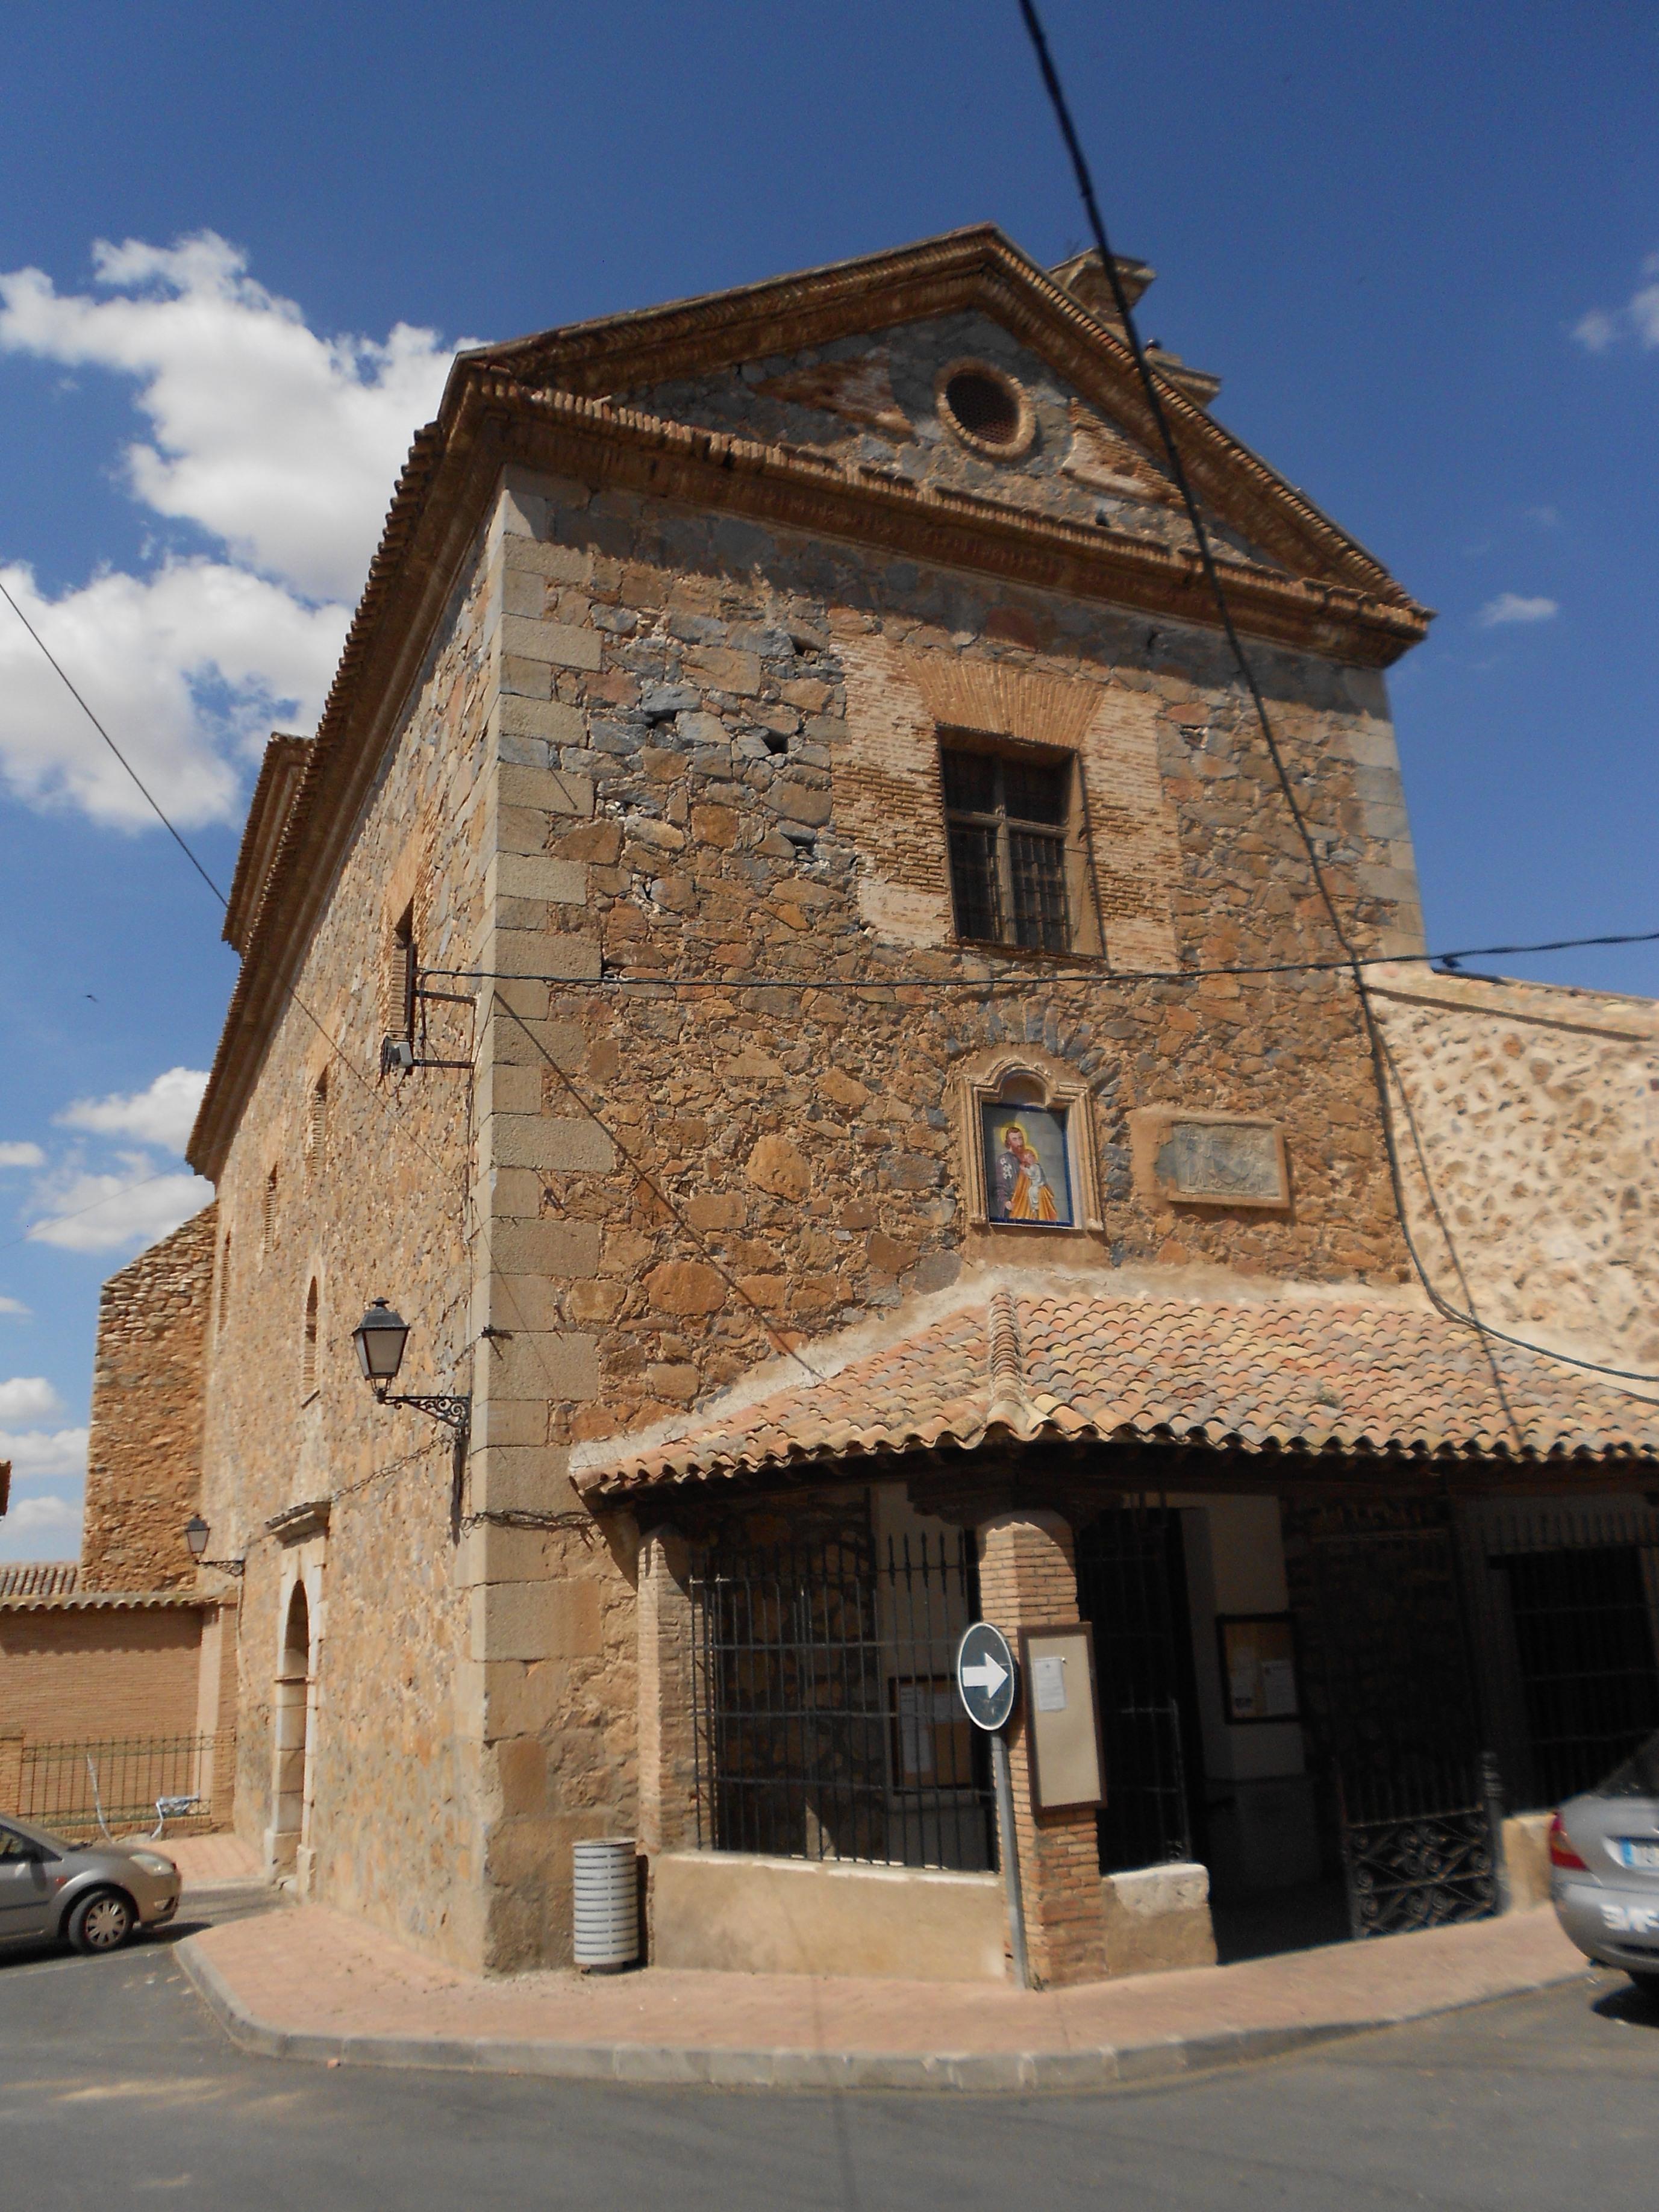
[0,1813,182,1956]
[1549,1730,1659,1998]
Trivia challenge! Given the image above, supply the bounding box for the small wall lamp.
[351,1299,470,1441]
[183,1514,245,1575]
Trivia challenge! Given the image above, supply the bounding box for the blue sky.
[1,0,1655,1558]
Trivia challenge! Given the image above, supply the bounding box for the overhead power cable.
[1015,0,1659,1398]
[422,920,1659,996]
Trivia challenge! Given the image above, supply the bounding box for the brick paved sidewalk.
[179,1901,1586,2092]
[165,1833,263,1890]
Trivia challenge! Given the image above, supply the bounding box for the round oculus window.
[936,362,1034,458]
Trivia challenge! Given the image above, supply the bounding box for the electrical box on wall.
[1019,1625,1107,1811]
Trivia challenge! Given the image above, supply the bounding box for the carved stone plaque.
[1141,1114,1292,1220]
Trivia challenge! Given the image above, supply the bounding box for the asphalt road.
[2,1909,1656,2211]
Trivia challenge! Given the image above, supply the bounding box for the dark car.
[1549,1731,1659,1998]
[0,1813,181,1955]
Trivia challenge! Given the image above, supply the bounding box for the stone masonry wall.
[198,508,502,1968]
[474,462,1422,1456]
[81,1205,216,1593]
[1372,967,1659,1376]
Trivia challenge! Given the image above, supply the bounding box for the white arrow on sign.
[961,1654,1010,1698]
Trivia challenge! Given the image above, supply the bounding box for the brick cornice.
[474,224,1420,610]
[493,375,1426,663]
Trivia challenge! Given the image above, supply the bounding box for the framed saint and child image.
[958,1051,1101,1236]
[981,1103,1075,1227]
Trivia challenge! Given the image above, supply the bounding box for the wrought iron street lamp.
[351,1299,470,1441]
[182,1514,245,1575]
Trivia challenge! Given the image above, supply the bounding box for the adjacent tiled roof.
[0,1561,78,1600]
[572,1289,1659,1497]
[0,1586,216,1613]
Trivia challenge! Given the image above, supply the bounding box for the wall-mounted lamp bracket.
[374,1389,472,1443]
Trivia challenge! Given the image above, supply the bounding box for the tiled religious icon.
[982,1103,1073,1227]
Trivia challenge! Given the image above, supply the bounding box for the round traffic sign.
[955,1621,1018,1732]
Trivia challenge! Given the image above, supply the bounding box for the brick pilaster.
[0,1731,22,1816]
[976,1509,1107,1988]
[637,1527,698,1858]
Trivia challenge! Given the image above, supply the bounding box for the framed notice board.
[1216,1613,1301,1725]
[1019,1625,1107,1811]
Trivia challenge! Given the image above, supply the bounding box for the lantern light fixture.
[352,1299,410,1389]
[352,1299,470,1441]
[182,1514,245,1575]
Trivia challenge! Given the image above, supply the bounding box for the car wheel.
[66,1888,136,1955]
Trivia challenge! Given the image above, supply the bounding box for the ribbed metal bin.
[572,1838,640,1970]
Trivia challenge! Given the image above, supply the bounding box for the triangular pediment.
[469,226,1419,612]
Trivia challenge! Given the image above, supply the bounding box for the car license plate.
[1616,1840,1659,1870]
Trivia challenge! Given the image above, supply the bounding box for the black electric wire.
[0,559,730,1469]
[422,921,1659,996]
[0,577,230,905]
[1016,0,1659,1399]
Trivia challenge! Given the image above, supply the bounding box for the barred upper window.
[940,746,1072,953]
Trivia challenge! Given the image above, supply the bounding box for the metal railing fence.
[12,1732,233,1841]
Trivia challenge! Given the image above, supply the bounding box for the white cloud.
[1477,593,1559,628]
[1573,254,1659,352]
[0,1376,63,1423]
[1,1491,84,1560]
[0,555,343,829]
[25,1165,213,1252]
[0,1428,87,1480]
[0,1142,45,1169]
[0,233,461,599]
[60,1066,208,1153]
[0,233,469,831]
[0,1298,28,1318]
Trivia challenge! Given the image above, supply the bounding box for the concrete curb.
[176,1937,1583,2095]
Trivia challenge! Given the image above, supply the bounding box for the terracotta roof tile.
[572,1289,1659,1498]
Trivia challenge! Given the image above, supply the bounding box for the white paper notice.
[1033,1654,1068,1712]
[1260,1659,1298,1719]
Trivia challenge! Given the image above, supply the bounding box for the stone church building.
[81,227,1659,1985]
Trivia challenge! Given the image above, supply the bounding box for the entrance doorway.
[1075,1508,1207,1875]
[270,1581,311,1875]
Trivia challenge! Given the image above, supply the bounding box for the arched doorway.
[270,1581,312,1876]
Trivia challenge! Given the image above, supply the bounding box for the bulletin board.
[1019,1625,1107,1811]
[1216,1613,1301,1725]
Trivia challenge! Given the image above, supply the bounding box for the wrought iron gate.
[1304,1508,1501,1939]
[1075,1507,1202,1874]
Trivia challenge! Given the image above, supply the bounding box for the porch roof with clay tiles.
[570,1283,1659,1499]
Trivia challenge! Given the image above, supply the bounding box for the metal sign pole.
[991,1727,1029,1991]
[956,1620,1029,1993]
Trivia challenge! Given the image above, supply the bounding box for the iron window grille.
[940,746,1071,953]
[1473,1503,1659,1811]
[689,1531,996,1872]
